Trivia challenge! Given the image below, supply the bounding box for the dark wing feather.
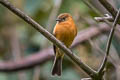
[53,45,56,54]
[53,33,56,55]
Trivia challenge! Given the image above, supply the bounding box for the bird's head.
[56,13,73,23]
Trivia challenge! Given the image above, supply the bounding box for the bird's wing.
[53,45,56,55]
[53,33,56,55]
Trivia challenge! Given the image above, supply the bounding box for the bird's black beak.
[56,18,61,22]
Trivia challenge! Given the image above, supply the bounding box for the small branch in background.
[0,0,97,77]
[94,14,113,22]
[98,8,120,78]
[98,0,117,18]
[98,0,120,25]
[0,47,54,71]
[81,0,113,30]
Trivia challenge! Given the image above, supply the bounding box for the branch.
[98,8,120,78]
[0,0,96,77]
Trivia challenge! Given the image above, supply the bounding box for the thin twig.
[94,17,113,22]
[98,0,120,25]
[81,0,101,15]
[98,8,120,76]
[0,0,97,77]
[94,14,113,22]
[81,0,113,31]
[98,0,117,18]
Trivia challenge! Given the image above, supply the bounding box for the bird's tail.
[51,56,62,76]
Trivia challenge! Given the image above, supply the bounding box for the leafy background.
[0,0,120,80]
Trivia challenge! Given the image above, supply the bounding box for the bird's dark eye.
[62,17,66,21]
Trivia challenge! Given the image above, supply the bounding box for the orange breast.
[53,23,77,47]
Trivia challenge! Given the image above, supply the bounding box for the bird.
[51,13,77,76]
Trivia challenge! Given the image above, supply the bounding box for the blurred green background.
[0,0,120,80]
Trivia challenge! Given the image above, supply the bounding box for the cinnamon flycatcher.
[51,13,77,76]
